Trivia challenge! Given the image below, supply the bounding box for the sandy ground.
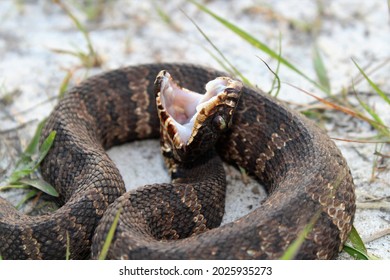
[0,0,389,259]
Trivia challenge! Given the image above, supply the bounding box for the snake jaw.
[155,70,242,162]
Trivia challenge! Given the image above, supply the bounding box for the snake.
[0,63,356,259]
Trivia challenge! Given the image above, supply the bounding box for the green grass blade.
[24,119,46,157]
[343,244,369,260]
[343,226,380,260]
[155,3,171,24]
[352,58,390,105]
[53,0,101,67]
[347,225,367,254]
[189,0,326,92]
[7,169,33,183]
[0,184,29,192]
[98,207,122,260]
[354,91,386,128]
[202,46,233,74]
[351,82,389,137]
[1,130,57,200]
[33,131,56,169]
[181,10,251,86]
[153,0,178,31]
[10,119,48,179]
[18,178,59,197]
[368,253,381,260]
[280,212,320,260]
[258,56,281,97]
[313,44,331,94]
[15,189,38,210]
[66,231,71,260]
[54,0,93,55]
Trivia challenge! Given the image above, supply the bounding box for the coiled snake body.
[0,63,355,259]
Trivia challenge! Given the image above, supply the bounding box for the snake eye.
[213,115,227,131]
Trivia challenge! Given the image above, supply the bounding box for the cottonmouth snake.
[0,63,356,259]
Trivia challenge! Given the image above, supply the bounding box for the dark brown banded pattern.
[0,63,355,259]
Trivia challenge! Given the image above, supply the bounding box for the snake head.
[155,70,243,162]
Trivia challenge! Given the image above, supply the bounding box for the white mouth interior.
[160,77,228,143]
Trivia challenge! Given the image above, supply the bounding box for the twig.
[0,119,36,134]
[356,201,390,210]
[363,228,390,243]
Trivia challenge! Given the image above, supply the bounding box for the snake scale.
[0,63,355,259]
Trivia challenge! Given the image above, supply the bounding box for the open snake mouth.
[155,70,237,145]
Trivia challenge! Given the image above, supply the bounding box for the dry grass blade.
[98,207,122,260]
[363,227,390,243]
[374,151,390,158]
[330,137,390,144]
[58,68,77,99]
[286,82,389,130]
